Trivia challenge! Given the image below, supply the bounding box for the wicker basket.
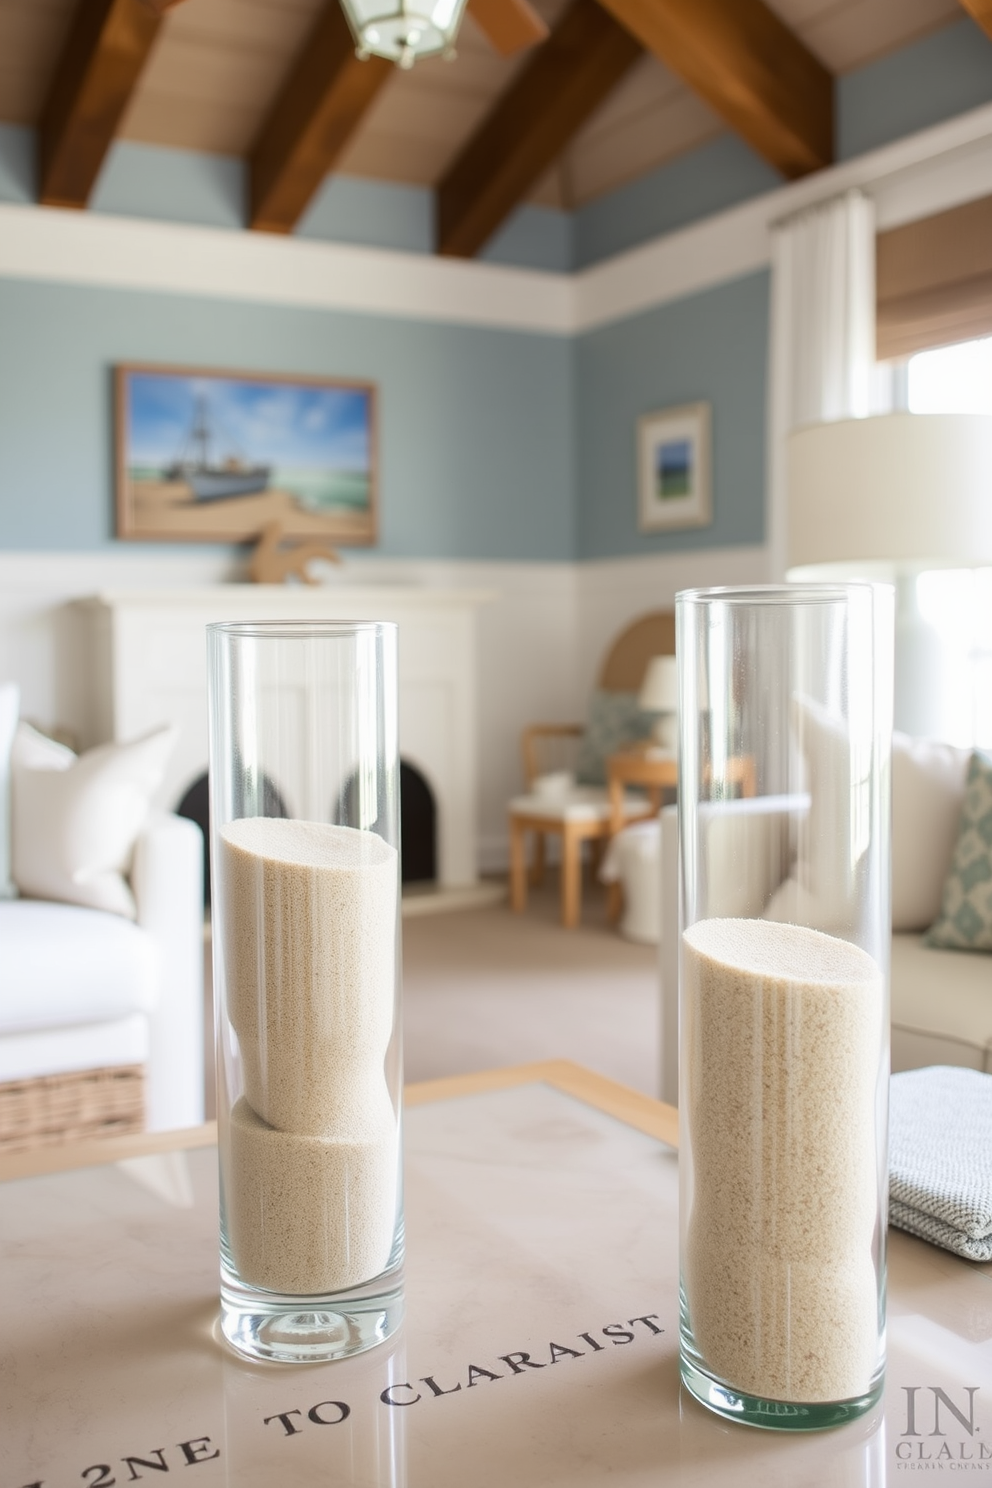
[0,1066,145,1154]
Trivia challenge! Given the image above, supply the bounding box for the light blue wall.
[300,174,433,253]
[574,136,780,270]
[576,272,769,560]
[479,203,573,273]
[92,141,246,229]
[0,124,33,203]
[838,17,992,162]
[0,278,575,560]
[0,14,990,566]
[0,123,573,269]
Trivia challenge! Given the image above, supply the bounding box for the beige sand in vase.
[220,817,398,1296]
[682,917,883,1404]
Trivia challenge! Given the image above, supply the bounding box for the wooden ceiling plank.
[957,0,992,39]
[437,0,641,258]
[467,0,549,57]
[593,0,832,179]
[249,0,393,234]
[39,0,164,208]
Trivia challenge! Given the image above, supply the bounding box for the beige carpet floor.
[402,879,660,1097]
[203,876,661,1116]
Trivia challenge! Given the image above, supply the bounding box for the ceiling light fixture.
[340,0,471,67]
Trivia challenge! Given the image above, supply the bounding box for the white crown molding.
[574,100,992,332]
[0,204,574,335]
[2,101,992,335]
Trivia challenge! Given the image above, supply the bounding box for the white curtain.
[767,189,877,578]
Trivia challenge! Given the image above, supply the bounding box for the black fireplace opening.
[176,757,436,906]
[398,760,436,885]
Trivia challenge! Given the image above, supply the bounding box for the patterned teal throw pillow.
[926,750,992,951]
[575,689,655,786]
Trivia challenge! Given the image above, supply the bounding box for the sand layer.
[225,1096,398,1295]
[682,917,883,1403]
[221,817,397,1134]
[219,817,399,1295]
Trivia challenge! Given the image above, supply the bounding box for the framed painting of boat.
[115,364,377,544]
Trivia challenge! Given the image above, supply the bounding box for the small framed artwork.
[637,401,712,532]
[115,364,377,544]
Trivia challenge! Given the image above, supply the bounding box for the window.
[908,335,992,415]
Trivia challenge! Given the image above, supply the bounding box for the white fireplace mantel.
[79,586,491,888]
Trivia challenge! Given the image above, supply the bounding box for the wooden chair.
[509,610,675,929]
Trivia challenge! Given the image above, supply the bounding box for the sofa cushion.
[0,900,157,1036]
[11,722,176,918]
[891,932,992,1060]
[0,1015,149,1084]
[926,750,992,951]
[892,733,970,932]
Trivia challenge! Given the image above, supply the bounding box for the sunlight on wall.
[917,568,992,749]
[906,336,992,747]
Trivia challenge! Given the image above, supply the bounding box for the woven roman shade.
[876,194,992,360]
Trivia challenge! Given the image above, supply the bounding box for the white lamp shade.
[638,655,678,713]
[787,414,992,572]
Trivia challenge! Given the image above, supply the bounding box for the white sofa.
[659,778,992,1104]
[0,811,205,1134]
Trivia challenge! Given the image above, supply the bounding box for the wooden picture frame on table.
[115,363,378,545]
[637,401,712,532]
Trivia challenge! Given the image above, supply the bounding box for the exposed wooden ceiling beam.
[468,0,549,57]
[250,1,392,235]
[39,0,165,209]
[437,0,641,258]
[957,0,992,40]
[593,0,832,179]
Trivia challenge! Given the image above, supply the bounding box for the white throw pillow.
[892,732,970,932]
[0,682,18,899]
[11,722,177,918]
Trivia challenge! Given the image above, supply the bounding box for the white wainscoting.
[0,545,768,873]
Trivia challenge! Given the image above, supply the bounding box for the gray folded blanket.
[890,1066,992,1262]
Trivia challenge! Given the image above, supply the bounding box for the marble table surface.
[2,1062,991,1488]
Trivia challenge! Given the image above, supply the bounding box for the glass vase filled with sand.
[676,585,893,1430]
[207,620,403,1365]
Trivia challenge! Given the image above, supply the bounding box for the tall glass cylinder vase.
[207,620,403,1365]
[676,585,893,1431]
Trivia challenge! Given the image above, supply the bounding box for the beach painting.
[116,364,377,543]
[637,401,711,532]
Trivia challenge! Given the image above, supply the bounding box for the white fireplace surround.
[79,588,489,888]
[0,547,772,874]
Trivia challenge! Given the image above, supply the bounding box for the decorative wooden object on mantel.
[247,520,342,585]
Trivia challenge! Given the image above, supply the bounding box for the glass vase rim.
[207,618,397,641]
[676,581,891,608]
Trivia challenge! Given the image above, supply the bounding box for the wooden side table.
[606,745,678,836]
[603,746,677,924]
[606,745,759,835]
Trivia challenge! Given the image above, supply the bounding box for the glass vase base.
[680,1355,884,1432]
[220,1264,404,1365]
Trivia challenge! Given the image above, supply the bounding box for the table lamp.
[638,655,679,752]
[787,413,992,737]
